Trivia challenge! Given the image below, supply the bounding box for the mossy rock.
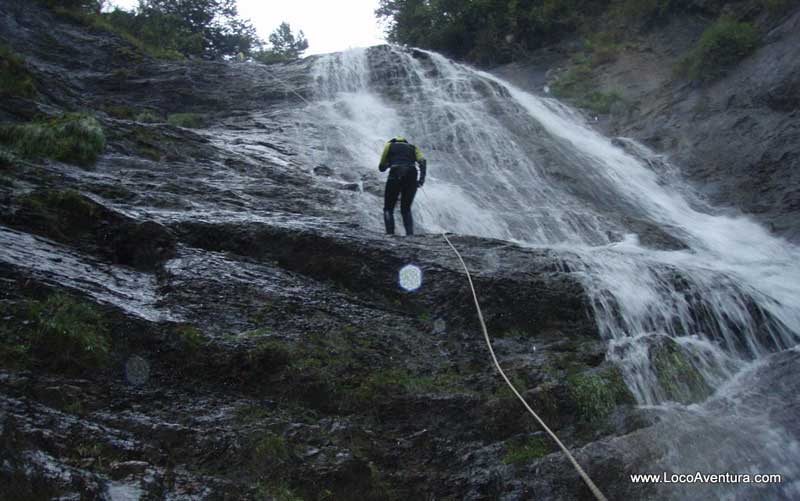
[566,366,634,424]
[649,337,712,404]
[0,114,105,167]
[503,435,551,465]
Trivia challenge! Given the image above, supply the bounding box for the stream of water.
[300,45,800,498]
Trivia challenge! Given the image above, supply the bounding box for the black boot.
[383,209,395,235]
[401,209,413,236]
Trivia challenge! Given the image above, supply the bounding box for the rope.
[422,189,608,501]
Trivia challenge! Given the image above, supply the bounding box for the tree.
[135,0,260,58]
[253,22,309,63]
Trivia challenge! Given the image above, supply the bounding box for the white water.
[301,46,800,497]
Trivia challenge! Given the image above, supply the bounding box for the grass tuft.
[0,293,111,373]
[167,113,208,129]
[0,114,105,167]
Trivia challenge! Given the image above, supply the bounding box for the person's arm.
[415,146,426,187]
[378,142,391,172]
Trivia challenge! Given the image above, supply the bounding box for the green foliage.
[0,294,111,373]
[377,0,607,65]
[765,0,797,16]
[167,112,207,128]
[253,432,290,463]
[566,367,632,423]
[0,114,105,167]
[0,45,36,98]
[551,60,622,114]
[678,19,759,82]
[18,189,98,239]
[0,146,17,168]
[49,4,184,60]
[503,436,549,464]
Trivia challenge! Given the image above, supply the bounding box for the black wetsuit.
[378,138,426,235]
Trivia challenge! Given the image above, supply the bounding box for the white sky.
[109,0,386,55]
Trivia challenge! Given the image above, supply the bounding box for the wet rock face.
[0,1,736,500]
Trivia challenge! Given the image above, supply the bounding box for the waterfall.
[299,45,800,497]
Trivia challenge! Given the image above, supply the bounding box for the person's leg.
[399,170,418,236]
[383,173,402,235]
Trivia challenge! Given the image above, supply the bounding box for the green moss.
[251,431,291,467]
[234,404,271,423]
[494,373,528,399]
[678,19,759,82]
[135,110,162,123]
[567,367,632,423]
[167,113,208,129]
[0,293,111,373]
[502,436,550,464]
[174,325,205,350]
[0,44,36,98]
[651,339,711,404]
[103,105,136,120]
[254,482,303,501]
[0,114,105,167]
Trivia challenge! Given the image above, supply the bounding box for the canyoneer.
[378,137,427,236]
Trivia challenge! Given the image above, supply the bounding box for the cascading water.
[300,45,800,498]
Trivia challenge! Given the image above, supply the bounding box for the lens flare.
[399,264,422,291]
[125,355,150,386]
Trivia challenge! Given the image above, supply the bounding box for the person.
[378,137,426,236]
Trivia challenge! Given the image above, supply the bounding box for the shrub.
[135,110,161,123]
[0,44,35,98]
[0,294,111,373]
[678,19,759,82]
[167,113,207,129]
[582,90,623,114]
[0,114,105,166]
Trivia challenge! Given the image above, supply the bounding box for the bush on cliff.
[678,18,759,81]
[44,0,260,60]
[0,114,105,167]
[0,44,36,98]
